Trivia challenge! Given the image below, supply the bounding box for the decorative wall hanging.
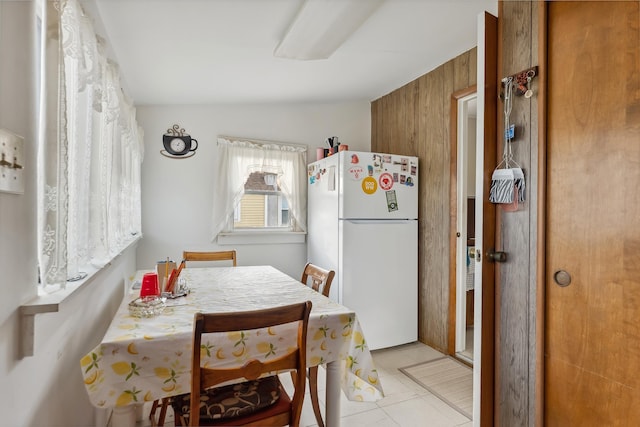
[161,124,198,158]
[489,70,533,211]
[500,66,538,100]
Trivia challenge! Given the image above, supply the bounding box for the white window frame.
[212,136,307,245]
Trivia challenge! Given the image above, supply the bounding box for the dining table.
[80,265,384,427]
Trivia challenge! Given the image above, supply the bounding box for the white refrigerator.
[307,150,418,350]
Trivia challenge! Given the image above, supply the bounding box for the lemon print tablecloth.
[81,265,384,410]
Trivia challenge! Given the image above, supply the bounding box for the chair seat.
[171,376,286,426]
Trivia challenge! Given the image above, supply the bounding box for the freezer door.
[339,219,418,350]
[339,151,418,219]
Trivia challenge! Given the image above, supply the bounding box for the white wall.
[0,3,137,426]
[0,0,37,329]
[135,103,371,278]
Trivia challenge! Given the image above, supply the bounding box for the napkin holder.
[156,260,176,292]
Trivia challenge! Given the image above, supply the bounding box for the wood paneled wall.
[371,48,477,351]
[372,3,543,425]
[496,2,540,425]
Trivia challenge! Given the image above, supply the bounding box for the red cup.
[140,272,160,298]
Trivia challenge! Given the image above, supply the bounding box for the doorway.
[452,91,478,365]
[448,12,498,426]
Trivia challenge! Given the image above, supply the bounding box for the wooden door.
[545,2,640,425]
[477,11,498,427]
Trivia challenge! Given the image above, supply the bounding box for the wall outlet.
[0,128,25,194]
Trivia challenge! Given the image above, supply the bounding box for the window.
[234,172,291,229]
[36,0,143,293]
[212,137,307,242]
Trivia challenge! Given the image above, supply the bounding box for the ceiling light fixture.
[274,0,385,61]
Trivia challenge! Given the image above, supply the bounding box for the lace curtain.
[38,0,143,292]
[212,137,307,240]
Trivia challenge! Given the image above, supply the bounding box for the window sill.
[19,236,141,358]
[217,231,306,245]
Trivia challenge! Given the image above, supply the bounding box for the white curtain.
[212,137,307,240]
[38,0,143,292]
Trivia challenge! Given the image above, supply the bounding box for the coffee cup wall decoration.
[161,124,198,159]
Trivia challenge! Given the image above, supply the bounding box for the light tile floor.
[137,341,473,427]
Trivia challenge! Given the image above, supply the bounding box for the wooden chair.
[150,249,239,425]
[300,262,335,298]
[183,250,237,266]
[170,301,312,426]
[149,398,170,427]
[299,263,335,427]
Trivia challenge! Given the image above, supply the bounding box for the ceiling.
[88,0,497,106]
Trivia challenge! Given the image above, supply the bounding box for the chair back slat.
[300,263,335,297]
[183,250,237,266]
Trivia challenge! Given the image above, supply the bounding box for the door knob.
[487,249,507,263]
[553,270,572,287]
